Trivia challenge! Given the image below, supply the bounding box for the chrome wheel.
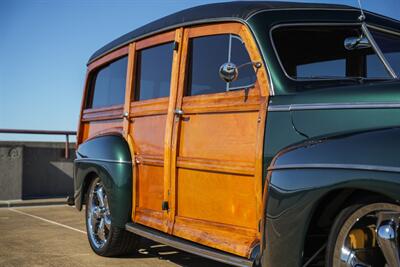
[87,177,111,249]
[332,203,400,267]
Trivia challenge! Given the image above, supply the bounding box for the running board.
[125,223,253,267]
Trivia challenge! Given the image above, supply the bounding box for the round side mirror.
[219,62,238,83]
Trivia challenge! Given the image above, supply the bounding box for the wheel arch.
[73,134,133,228]
[302,187,395,264]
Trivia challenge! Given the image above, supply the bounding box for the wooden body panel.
[81,119,123,141]
[78,22,270,259]
[166,23,268,257]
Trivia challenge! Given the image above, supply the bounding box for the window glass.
[89,56,127,108]
[229,36,257,89]
[186,34,256,96]
[297,59,345,78]
[272,26,391,80]
[135,42,174,101]
[370,29,400,77]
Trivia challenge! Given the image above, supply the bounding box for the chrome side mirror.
[344,35,372,50]
[219,62,238,83]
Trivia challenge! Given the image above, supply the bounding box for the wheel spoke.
[96,186,105,207]
[97,218,106,241]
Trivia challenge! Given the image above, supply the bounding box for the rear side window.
[87,56,128,108]
[186,34,256,96]
[272,26,391,80]
[134,42,174,101]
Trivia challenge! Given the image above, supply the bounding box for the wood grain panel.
[82,105,123,121]
[130,98,169,117]
[136,31,175,50]
[134,208,165,232]
[181,88,260,114]
[177,157,255,175]
[173,216,258,257]
[178,111,258,162]
[136,164,164,211]
[81,119,123,141]
[88,46,129,72]
[130,115,166,156]
[176,168,257,228]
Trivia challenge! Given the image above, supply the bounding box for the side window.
[186,34,256,96]
[134,42,174,101]
[87,56,128,109]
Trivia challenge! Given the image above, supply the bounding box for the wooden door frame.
[167,22,270,237]
[123,29,184,230]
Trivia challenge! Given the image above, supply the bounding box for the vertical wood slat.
[164,27,184,233]
[123,43,138,220]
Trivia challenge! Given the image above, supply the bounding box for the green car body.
[74,3,400,266]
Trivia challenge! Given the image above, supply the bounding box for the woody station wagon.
[73,1,400,266]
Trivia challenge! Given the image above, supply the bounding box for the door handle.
[174,109,184,116]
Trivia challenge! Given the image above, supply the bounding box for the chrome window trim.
[74,158,132,165]
[361,23,398,79]
[268,163,400,173]
[268,102,400,112]
[269,22,399,83]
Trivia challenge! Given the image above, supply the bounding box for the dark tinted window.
[272,26,391,80]
[186,34,256,96]
[370,29,400,77]
[88,56,127,108]
[135,42,174,101]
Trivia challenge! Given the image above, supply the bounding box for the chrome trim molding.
[74,158,132,164]
[362,23,398,79]
[125,223,253,267]
[268,102,400,112]
[268,163,400,173]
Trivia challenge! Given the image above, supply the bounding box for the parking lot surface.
[0,205,230,267]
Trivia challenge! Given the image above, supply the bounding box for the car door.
[168,23,269,257]
[123,30,182,233]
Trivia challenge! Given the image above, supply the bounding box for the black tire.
[85,176,140,256]
[325,199,400,267]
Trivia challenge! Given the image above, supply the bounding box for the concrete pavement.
[0,205,230,267]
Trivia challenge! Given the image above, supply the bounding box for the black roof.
[88,1,355,64]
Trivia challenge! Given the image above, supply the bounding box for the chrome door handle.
[123,112,129,118]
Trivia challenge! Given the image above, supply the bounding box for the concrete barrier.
[0,141,75,200]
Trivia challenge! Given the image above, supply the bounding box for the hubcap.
[337,204,400,267]
[87,178,111,249]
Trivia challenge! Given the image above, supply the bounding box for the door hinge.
[162,201,169,211]
[173,41,179,51]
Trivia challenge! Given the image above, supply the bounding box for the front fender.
[73,134,132,228]
[260,127,400,267]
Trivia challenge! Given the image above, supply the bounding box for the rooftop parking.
[0,204,230,267]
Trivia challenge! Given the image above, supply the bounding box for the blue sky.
[1,0,399,141]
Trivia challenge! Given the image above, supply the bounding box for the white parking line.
[9,208,87,234]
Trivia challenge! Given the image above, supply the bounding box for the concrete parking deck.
[0,205,230,267]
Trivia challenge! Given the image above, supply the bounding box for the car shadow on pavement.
[121,238,232,266]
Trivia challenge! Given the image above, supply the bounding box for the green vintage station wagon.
[73,1,400,266]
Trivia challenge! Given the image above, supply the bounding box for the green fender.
[73,134,132,228]
[260,127,400,267]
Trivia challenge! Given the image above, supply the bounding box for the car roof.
[88,1,355,64]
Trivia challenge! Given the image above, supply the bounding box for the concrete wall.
[0,142,75,200]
